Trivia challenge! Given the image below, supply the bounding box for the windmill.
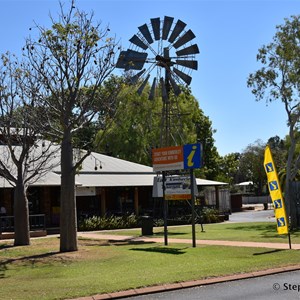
[116,16,199,147]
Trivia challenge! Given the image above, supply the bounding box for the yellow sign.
[264,145,289,235]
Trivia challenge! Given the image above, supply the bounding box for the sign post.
[162,171,168,246]
[152,143,202,247]
[190,169,196,247]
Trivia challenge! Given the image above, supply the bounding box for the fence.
[0,214,45,233]
[242,195,271,204]
[204,188,231,213]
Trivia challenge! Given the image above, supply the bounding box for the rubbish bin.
[141,216,153,235]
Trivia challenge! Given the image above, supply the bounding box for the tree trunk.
[14,181,30,246]
[285,135,298,229]
[285,181,298,229]
[60,129,78,252]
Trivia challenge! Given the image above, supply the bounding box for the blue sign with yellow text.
[183,143,202,169]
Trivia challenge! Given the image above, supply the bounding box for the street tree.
[0,52,58,246]
[247,15,300,227]
[23,1,119,251]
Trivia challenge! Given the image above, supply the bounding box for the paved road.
[127,270,300,300]
[228,207,275,223]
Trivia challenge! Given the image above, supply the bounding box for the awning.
[75,174,228,188]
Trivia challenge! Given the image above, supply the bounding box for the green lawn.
[96,222,300,244]
[1,231,300,300]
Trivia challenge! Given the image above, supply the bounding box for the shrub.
[201,207,220,223]
[78,214,139,231]
[153,218,164,227]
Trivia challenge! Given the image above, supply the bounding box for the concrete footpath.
[78,232,300,250]
[70,232,300,300]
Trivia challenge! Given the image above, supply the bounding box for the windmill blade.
[151,17,161,40]
[162,16,174,40]
[173,30,196,49]
[169,76,181,96]
[148,77,157,100]
[137,74,150,95]
[168,19,186,43]
[160,77,168,101]
[173,67,192,85]
[176,44,200,57]
[128,69,146,84]
[175,59,198,70]
[116,51,128,69]
[138,24,153,44]
[116,49,148,70]
[129,35,148,50]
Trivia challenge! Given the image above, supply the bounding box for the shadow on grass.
[0,243,14,250]
[227,223,280,239]
[78,236,156,247]
[109,240,156,246]
[152,231,189,237]
[253,249,286,256]
[78,237,111,247]
[228,223,277,232]
[0,251,61,279]
[130,246,187,255]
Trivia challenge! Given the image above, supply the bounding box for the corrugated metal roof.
[31,172,61,186]
[75,174,155,187]
[75,151,154,174]
[0,142,227,188]
[0,177,13,188]
[196,178,228,186]
[50,148,154,174]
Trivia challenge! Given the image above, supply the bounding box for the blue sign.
[277,217,286,227]
[274,199,282,209]
[265,162,274,173]
[183,143,202,169]
[269,181,278,191]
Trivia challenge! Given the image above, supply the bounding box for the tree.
[247,15,300,227]
[277,134,300,188]
[0,52,58,246]
[95,80,219,179]
[216,152,241,185]
[23,1,119,251]
[267,135,286,170]
[267,135,287,187]
[237,140,266,195]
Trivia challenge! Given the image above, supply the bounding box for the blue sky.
[0,0,298,156]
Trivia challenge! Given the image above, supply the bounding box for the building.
[0,142,227,228]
